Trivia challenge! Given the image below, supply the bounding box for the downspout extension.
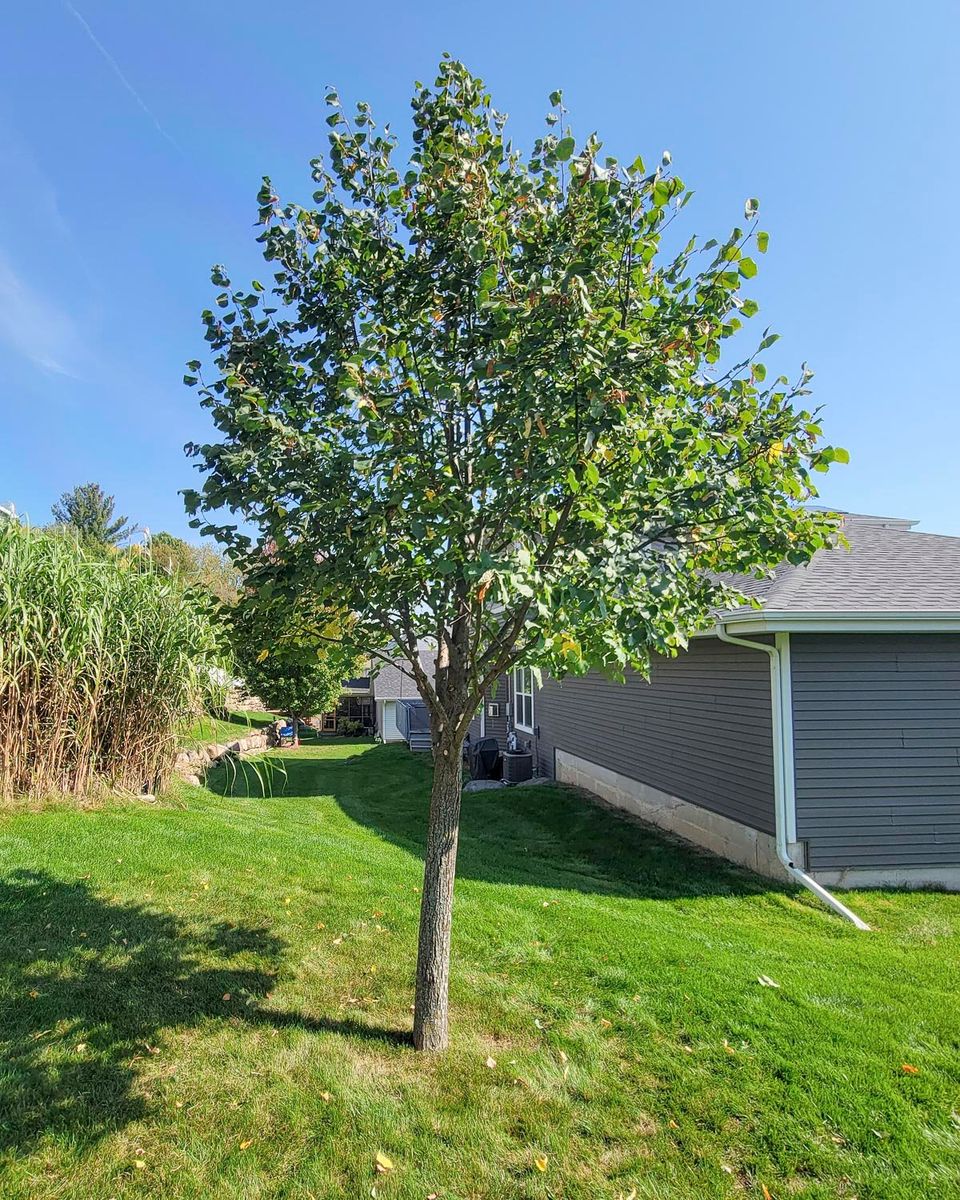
[717,624,870,930]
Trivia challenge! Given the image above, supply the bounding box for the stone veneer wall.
[175,721,282,786]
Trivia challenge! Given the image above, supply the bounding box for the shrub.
[336,718,364,737]
[0,522,226,800]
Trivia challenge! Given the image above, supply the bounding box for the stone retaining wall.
[175,721,282,787]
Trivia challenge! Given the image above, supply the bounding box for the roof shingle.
[724,512,960,616]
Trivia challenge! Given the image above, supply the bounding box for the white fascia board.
[713,611,960,634]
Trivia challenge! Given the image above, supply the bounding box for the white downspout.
[717,624,870,930]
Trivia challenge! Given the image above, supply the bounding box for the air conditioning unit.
[486,702,502,718]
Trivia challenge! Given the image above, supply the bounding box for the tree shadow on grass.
[0,869,407,1158]
[231,742,792,903]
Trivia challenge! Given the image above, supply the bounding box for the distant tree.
[149,531,241,605]
[186,59,846,1050]
[51,483,133,548]
[230,599,359,744]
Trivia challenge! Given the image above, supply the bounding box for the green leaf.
[555,137,575,161]
[744,197,759,220]
[739,257,758,279]
[549,89,563,107]
[756,230,769,253]
[478,263,498,293]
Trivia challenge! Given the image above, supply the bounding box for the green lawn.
[0,741,957,1199]
[178,707,277,749]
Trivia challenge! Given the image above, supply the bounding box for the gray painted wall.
[791,633,960,869]
[522,637,776,834]
[469,673,510,748]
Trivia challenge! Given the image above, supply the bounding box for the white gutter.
[719,611,960,635]
[717,624,870,930]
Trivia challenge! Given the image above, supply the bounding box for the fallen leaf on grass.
[600,1018,612,1029]
[485,1056,497,1069]
[222,993,232,1002]
[320,1091,332,1102]
[901,1063,920,1074]
[533,1154,548,1172]
[239,1139,254,1150]
[375,1151,394,1173]
[761,1185,773,1200]
[757,975,780,988]
[134,1159,147,1171]
[723,1039,736,1055]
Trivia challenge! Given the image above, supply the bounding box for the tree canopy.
[229,599,358,736]
[185,58,845,1048]
[185,59,842,718]
[51,482,133,549]
[149,531,241,605]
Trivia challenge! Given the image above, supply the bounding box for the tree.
[149,531,241,605]
[51,482,133,548]
[230,600,357,744]
[185,59,846,1050]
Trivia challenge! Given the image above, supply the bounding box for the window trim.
[513,666,535,733]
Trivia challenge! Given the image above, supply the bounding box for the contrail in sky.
[63,1,179,149]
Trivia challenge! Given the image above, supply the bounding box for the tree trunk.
[290,712,299,748]
[413,734,463,1051]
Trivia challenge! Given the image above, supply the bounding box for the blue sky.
[1,1,958,538]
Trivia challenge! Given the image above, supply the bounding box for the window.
[513,666,534,732]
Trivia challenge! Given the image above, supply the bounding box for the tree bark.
[413,734,463,1051]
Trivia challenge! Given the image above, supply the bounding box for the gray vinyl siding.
[527,637,776,834]
[469,674,509,748]
[791,633,960,869]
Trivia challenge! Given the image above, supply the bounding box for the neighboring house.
[316,673,374,733]
[370,640,437,747]
[500,512,960,894]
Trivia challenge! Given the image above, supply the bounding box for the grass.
[0,740,957,1199]
[178,708,278,750]
[0,521,225,799]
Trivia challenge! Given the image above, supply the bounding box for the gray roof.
[371,639,437,700]
[723,512,960,617]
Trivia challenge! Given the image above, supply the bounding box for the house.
[497,512,960,898]
[371,640,436,747]
[317,673,374,733]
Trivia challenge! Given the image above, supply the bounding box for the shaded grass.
[0,740,957,1198]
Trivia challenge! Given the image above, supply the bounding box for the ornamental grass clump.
[0,521,226,801]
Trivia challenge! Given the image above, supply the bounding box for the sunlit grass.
[178,708,277,750]
[0,740,956,1198]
